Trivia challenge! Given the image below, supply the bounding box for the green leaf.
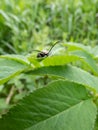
[63,42,92,53]
[63,43,98,75]
[70,50,98,75]
[0,58,28,85]
[29,65,98,92]
[27,100,96,130]
[28,54,84,68]
[0,55,30,65]
[63,43,98,62]
[28,54,98,75]
[27,44,98,75]
[0,80,97,130]
[40,55,83,66]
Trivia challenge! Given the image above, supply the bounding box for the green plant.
[0,0,98,54]
[0,42,98,130]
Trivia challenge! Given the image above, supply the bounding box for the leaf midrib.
[26,99,89,129]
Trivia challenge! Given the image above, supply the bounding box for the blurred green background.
[0,0,98,114]
[0,0,98,54]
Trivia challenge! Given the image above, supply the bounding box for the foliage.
[0,0,98,129]
[0,0,98,54]
[0,43,98,130]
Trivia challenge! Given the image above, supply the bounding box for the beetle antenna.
[48,41,60,54]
